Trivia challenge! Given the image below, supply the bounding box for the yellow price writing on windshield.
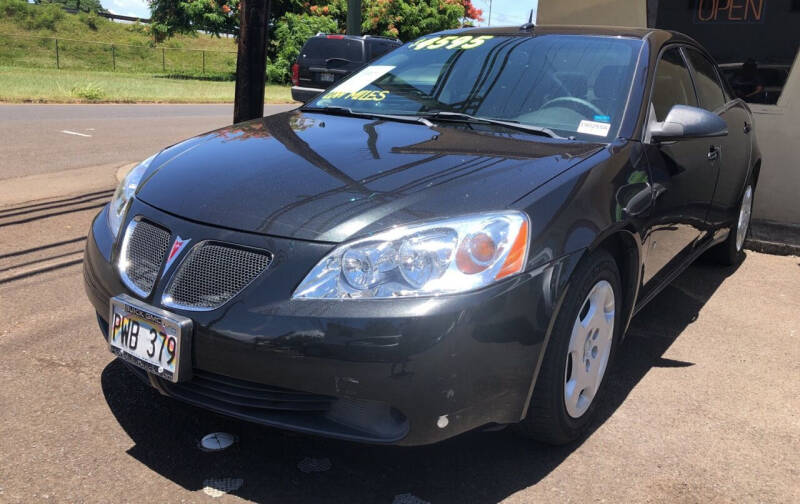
[324,90,389,102]
[409,35,494,51]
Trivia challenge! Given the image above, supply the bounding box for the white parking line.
[60,130,92,137]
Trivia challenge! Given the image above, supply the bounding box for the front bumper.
[84,200,575,445]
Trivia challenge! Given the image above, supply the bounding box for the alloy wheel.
[736,185,753,252]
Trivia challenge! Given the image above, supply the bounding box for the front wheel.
[516,249,622,444]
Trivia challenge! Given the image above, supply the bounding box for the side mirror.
[649,105,728,142]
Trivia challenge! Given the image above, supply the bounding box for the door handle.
[707,145,721,162]
[744,121,752,134]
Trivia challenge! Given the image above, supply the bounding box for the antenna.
[520,9,535,31]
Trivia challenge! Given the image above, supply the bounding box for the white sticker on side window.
[577,120,611,137]
[329,65,395,94]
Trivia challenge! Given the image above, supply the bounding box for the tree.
[148,0,483,82]
[148,0,240,41]
[298,0,481,42]
[268,12,337,82]
[149,0,481,43]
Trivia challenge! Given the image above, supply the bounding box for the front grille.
[163,243,272,310]
[162,370,336,412]
[119,220,171,297]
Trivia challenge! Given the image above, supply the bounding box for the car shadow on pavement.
[101,256,743,503]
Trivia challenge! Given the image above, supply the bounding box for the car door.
[683,47,753,232]
[640,47,720,287]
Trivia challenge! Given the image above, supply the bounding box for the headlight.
[292,212,530,299]
[107,154,156,238]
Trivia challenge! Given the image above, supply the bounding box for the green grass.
[0,0,239,76]
[0,66,293,104]
[0,1,237,50]
[0,2,293,104]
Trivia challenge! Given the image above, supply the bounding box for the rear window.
[300,38,363,63]
[368,41,397,60]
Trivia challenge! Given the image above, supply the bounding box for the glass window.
[720,60,793,105]
[651,48,698,122]
[308,34,644,141]
[368,41,397,60]
[301,38,364,63]
[684,49,727,111]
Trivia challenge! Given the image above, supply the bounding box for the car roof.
[312,33,401,43]
[436,24,697,46]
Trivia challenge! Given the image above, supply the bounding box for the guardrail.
[0,32,237,76]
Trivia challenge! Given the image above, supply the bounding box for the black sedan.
[84,25,759,446]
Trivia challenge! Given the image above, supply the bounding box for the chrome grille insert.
[118,219,171,297]
[163,243,272,310]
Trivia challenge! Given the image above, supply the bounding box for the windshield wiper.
[421,111,562,139]
[302,106,435,127]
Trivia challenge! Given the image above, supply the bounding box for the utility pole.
[346,0,361,35]
[233,0,271,124]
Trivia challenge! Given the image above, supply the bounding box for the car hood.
[136,110,603,243]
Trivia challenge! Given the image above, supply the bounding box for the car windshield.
[306,34,643,141]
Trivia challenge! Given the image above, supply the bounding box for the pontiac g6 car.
[84,25,759,445]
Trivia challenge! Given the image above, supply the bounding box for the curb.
[0,162,134,209]
[116,162,138,183]
[745,219,800,257]
[745,239,800,257]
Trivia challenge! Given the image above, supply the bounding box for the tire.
[516,248,622,445]
[709,179,754,266]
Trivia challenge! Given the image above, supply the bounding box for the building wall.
[749,57,800,225]
[536,0,647,27]
[537,0,800,247]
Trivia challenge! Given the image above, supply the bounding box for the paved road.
[0,104,296,180]
[0,109,798,502]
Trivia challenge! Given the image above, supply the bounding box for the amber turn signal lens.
[495,220,528,280]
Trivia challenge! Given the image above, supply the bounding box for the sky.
[107,0,538,27]
[106,0,150,18]
[472,0,538,27]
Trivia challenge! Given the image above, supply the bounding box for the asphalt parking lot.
[1,105,799,503]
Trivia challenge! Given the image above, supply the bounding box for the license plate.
[108,295,192,383]
[319,72,335,82]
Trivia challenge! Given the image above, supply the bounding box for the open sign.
[695,0,766,23]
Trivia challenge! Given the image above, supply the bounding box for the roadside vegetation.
[0,66,292,103]
[149,0,484,83]
[0,0,237,55]
[0,0,237,74]
[0,0,292,103]
[0,0,480,103]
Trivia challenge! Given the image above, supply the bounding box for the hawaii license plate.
[108,295,192,382]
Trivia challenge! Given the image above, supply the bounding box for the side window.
[684,49,727,111]
[651,48,698,122]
